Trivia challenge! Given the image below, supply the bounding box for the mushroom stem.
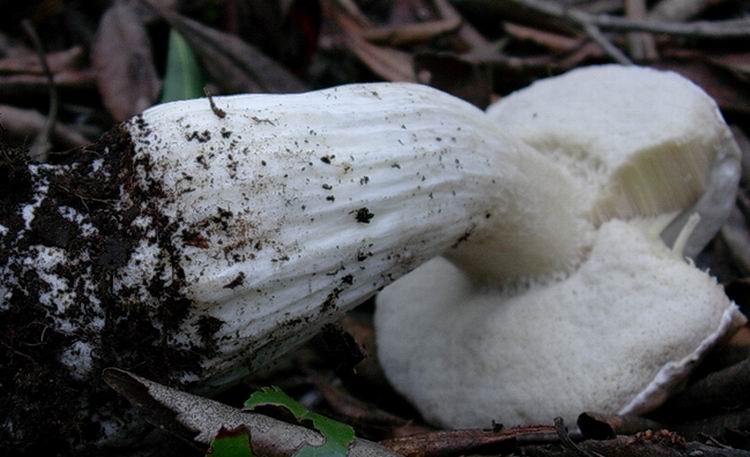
[0,83,585,450]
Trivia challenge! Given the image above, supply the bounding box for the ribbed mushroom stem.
[120,83,592,381]
[0,83,586,450]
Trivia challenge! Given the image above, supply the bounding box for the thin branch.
[554,417,601,457]
[625,0,658,60]
[581,22,633,65]
[506,0,750,39]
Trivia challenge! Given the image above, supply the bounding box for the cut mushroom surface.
[376,65,745,428]
[376,220,744,427]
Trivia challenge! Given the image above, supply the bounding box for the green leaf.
[206,426,255,457]
[244,386,355,457]
[161,29,206,103]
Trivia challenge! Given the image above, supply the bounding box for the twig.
[0,104,88,149]
[203,87,226,119]
[650,0,721,22]
[21,20,57,162]
[625,0,658,60]
[433,0,491,50]
[523,434,750,456]
[361,17,462,47]
[554,417,601,457]
[505,0,750,39]
[581,22,633,65]
[381,425,558,457]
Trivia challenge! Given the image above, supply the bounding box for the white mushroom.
[122,83,591,383]
[0,66,743,450]
[375,65,745,428]
[0,82,590,447]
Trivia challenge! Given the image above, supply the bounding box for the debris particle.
[223,272,245,289]
[353,207,375,224]
[204,88,227,119]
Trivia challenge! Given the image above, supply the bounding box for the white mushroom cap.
[376,221,744,427]
[486,65,734,224]
[376,66,745,428]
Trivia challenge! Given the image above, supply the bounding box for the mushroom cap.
[375,65,745,428]
[375,220,744,427]
[486,65,733,224]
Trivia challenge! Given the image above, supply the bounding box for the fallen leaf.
[207,427,255,457]
[708,53,750,82]
[324,1,415,82]
[433,0,490,50]
[102,369,399,457]
[244,386,356,457]
[503,22,581,53]
[362,18,462,47]
[414,52,492,108]
[0,70,95,102]
[0,104,89,149]
[93,1,161,121]
[226,0,321,75]
[0,46,84,75]
[161,29,206,102]
[147,2,307,94]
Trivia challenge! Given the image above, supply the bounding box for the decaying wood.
[522,433,750,457]
[380,425,559,457]
[673,410,750,442]
[578,412,668,439]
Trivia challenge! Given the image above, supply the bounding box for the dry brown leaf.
[433,0,490,50]
[0,104,89,149]
[148,2,307,94]
[93,1,161,121]
[362,18,462,47]
[414,52,492,108]
[503,23,582,53]
[324,1,415,82]
[708,53,750,82]
[0,70,95,101]
[0,46,84,75]
[388,0,434,25]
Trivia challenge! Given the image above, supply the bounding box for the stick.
[625,0,658,60]
[581,22,633,65]
[505,0,750,39]
[21,20,57,162]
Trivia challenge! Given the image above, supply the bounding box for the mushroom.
[0,66,742,451]
[0,82,588,449]
[375,65,746,428]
